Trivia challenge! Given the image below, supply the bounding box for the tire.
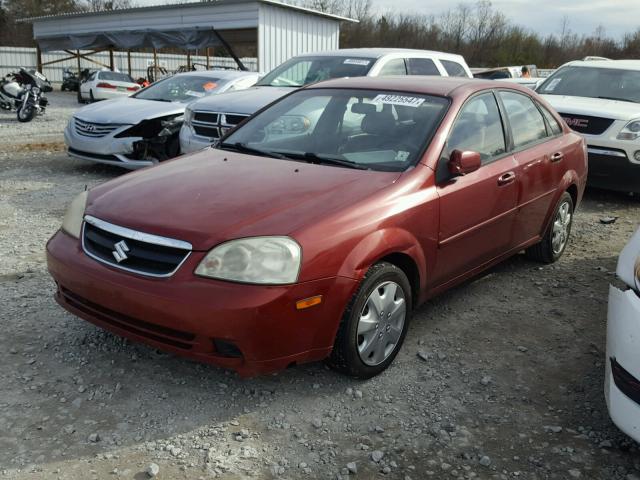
[327,262,412,379]
[526,191,574,263]
[17,105,36,122]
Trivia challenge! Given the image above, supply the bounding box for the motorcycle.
[62,68,91,92]
[0,68,51,122]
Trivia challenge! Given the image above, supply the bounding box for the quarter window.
[407,58,440,76]
[441,60,468,78]
[538,103,563,135]
[499,91,548,148]
[445,92,506,163]
[378,58,407,76]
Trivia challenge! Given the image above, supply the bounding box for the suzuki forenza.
[47,77,587,378]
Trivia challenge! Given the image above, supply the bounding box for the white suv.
[180,48,472,154]
[538,60,640,193]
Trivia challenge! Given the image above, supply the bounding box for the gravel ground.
[2,92,640,480]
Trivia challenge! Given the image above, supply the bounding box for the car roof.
[563,59,640,71]
[175,70,259,80]
[298,48,466,62]
[304,76,525,98]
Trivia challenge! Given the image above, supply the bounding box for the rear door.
[497,90,566,246]
[433,91,518,286]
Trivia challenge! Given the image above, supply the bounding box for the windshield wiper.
[284,152,369,170]
[597,95,636,103]
[218,142,289,160]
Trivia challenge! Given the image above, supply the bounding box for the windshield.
[134,75,223,103]
[99,71,135,83]
[220,88,449,172]
[538,66,640,103]
[256,56,376,88]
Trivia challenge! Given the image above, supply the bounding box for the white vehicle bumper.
[606,284,640,443]
[64,121,153,170]
[179,125,215,154]
[92,88,133,101]
[582,127,640,193]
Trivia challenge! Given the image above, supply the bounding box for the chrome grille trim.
[192,111,249,140]
[81,215,192,278]
[74,117,127,138]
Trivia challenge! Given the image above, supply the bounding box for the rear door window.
[441,60,468,78]
[499,91,548,148]
[406,58,441,76]
[538,103,563,136]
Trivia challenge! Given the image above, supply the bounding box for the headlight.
[184,107,194,127]
[61,190,88,238]
[617,120,640,141]
[161,114,184,128]
[195,236,301,284]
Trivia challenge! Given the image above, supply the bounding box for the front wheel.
[526,191,574,263]
[327,262,412,378]
[17,105,36,122]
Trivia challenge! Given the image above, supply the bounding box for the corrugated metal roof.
[17,0,357,24]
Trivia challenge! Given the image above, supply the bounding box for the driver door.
[80,72,95,99]
[432,91,518,287]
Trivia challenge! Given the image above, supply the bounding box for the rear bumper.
[588,146,640,193]
[46,230,357,376]
[605,284,640,442]
[93,88,133,101]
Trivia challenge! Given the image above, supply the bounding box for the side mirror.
[448,150,481,177]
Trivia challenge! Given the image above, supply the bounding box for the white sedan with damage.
[65,70,260,169]
[606,226,640,442]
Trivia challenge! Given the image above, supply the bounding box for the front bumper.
[581,126,640,192]
[64,122,154,170]
[605,284,640,442]
[46,230,357,376]
[179,125,215,154]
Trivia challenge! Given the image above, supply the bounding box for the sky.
[371,0,638,39]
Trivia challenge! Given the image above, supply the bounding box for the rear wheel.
[327,262,412,378]
[526,191,574,263]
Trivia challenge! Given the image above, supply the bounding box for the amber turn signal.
[296,295,323,310]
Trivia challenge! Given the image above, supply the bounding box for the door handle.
[550,152,564,163]
[497,171,516,186]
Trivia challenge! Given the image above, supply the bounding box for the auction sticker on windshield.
[372,94,425,107]
[344,59,371,66]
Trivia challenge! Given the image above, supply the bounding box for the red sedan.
[47,77,587,378]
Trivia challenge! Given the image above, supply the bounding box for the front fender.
[337,227,428,292]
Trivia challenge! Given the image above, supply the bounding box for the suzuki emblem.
[112,240,130,263]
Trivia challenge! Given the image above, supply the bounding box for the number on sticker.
[372,94,425,108]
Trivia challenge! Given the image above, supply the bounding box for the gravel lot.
[2,91,640,480]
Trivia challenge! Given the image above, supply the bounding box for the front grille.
[74,117,126,138]
[192,111,249,140]
[81,216,191,277]
[59,285,196,350]
[558,112,614,135]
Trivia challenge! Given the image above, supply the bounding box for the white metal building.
[21,0,356,73]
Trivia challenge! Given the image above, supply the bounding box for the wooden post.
[186,50,191,69]
[109,48,114,71]
[206,47,210,69]
[153,48,158,82]
[76,49,81,75]
[36,44,43,72]
[127,50,132,76]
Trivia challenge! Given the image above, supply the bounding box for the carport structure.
[19,0,355,76]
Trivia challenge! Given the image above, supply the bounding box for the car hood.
[189,86,294,115]
[86,149,401,250]
[74,97,185,124]
[541,95,640,121]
